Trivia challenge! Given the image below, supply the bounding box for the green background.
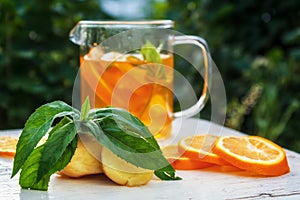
[1,0,299,152]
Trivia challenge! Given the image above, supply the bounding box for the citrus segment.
[162,145,213,170]
[0,136,18,157]
[0,136,47,158]
[178,134,230,166]
[212,135,290,176]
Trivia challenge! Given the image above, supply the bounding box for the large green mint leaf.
[154,165,182,180]
[19,146,49,190]
[12,101,79,177]
[37,121,77,181]
[89,107,159,148]
[19,136,78,190]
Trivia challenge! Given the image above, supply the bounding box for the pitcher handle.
[173,35,211,119]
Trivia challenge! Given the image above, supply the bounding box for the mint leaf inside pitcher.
[141,40,162,63]
[141,41,166,80]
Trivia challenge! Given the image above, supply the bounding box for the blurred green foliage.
[1,0,300,152]
[0,0,111,128]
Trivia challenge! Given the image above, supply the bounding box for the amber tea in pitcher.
[80,48,174,139]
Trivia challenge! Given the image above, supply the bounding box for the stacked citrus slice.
[0,136,46,158]
[212,135,290,176]
[162,134,290,176]
[162,145,213,170]
[0,136,18,157]
[178,135,229,166]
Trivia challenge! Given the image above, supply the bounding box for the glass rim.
[77,20,174,28]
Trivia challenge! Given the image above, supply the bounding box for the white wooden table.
[1,118,300,200]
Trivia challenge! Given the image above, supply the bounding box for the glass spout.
[69,21,86,45]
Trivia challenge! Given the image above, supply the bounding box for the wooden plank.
[1,118,300,199]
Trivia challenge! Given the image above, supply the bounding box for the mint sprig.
[11,97,181,191]
[141,40,162,64]
[141,40,166,80]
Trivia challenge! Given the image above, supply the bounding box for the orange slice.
[0,136,18,157]
[0,136,47,158]
[162,145,213,170]
[178,134,229,166]
[212,135,290,176]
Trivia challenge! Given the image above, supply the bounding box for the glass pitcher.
[70,20,211,139]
